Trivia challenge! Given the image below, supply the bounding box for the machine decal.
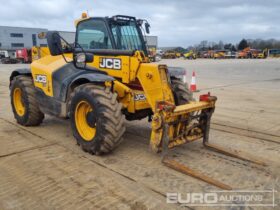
[134,94,146,101]
[34,74,47,85]
[99,58,121,70]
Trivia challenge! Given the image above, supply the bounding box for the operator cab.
[75,15,150,56]
[45,14,151,67]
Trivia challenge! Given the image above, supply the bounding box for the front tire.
[170,77,194,105]
[10,75,44,126]
[69,84,125,155]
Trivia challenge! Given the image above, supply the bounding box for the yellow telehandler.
[183,50,196,59]
[9,13,265,189]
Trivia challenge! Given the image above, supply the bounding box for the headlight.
[76,53,86,63]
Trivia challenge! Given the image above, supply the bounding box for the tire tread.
[69,84,125,155]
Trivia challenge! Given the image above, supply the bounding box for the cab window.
[77,19,112,49]
[110,21,143,51]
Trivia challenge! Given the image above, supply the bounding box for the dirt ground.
[0,59,279,210]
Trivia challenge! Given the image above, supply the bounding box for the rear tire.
[170,77,194,105]
[10,75,44,126]
[69,84,125,155]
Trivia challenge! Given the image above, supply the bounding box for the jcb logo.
[134,94,146,101]
[99,58,121,70]
[34,75,47,84]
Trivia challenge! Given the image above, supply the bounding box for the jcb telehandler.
[9,13,265,189]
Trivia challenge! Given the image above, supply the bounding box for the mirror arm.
[61,53,72,64]
[73,42,87,69]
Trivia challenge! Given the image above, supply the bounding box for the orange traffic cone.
[190,71,197,92]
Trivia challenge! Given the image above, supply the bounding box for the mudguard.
[168,67,186,78]
[68,72,115,95]
[50,63,115,102]
[59,71,115,102]
[9,68,31,86]
[70,72,115,86]
[37,70,115,118]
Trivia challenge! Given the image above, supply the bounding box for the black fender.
[9,68,31,87]
[60,72,115,102]
[36,70,116,118]
[70,72,115,87]
[50,63,115,102]
[168,67,186,78]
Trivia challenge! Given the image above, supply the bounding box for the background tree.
[238,39,249,50]
[218,40,224,50]
[231,45,237,51]
[212,44,220,50]
[224,43,232,50]
[174,47,185,53]
[199,40,208,51]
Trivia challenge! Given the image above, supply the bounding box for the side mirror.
[46,31,63,56]
[145,22,150,34]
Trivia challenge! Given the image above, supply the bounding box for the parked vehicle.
[156,49,163,56]
[213,50,227,59]
[269,49,280,57]
[224,51,236,59]
[1,57,19,64]
[183,50,196,59]
[257,49,268,59]
[16,48,32,63]
[0,50,19,64]
[0,50,9,59]
[175,52,181,58]
[237,47,251,58]
[162,50,177,59]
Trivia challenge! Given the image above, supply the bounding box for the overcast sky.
[0,0,279,47]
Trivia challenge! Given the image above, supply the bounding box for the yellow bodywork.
[257,53,265,59]
[257,49,267,59]
[31,51,172,113]
[31,49,216,152]
[32,46,50,61]
[183,50,196,59]
[213,51,225,59]
[31,54,72,97]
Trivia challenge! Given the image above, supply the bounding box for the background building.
[0,26,48,49]
[0,26,77,58]
[0,26,48,57]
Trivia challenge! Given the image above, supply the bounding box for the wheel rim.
[13,88,25,116]
[75,101,96,141]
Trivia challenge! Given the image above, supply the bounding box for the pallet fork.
[151,93,266,190]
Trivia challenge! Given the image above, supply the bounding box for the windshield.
[76,18,148,55]
[110,20,145,52]
[76,19,113,49]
